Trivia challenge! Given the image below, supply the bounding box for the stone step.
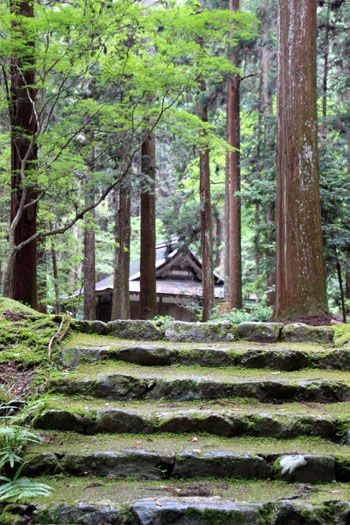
[71,318,338,345]
[7,495,350,525]
[24,432,350,483]
[32,398,350,442]
[62,343,350,371]
[48,362,350,402]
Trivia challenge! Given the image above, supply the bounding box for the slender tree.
[198,76,215,322]
[8,0,38,307]
[274,0,328,320]
[111,180,131,320]
[228,0,242,310]
[140,133,157,319]
[83,194,96,320]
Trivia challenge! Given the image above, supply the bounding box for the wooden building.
[96,239,224,321]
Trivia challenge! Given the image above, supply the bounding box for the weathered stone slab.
[94,373,155,400]
[117,345,176,366]
[96,409,151,434]
[61,347,105,367]
[50,374,350,403]
[173,452,271,479]
[237,322,283,342]
[108,320,162,340]
[275,454,335,483]
[30,500,350,525]
[164,321,237,342]
[131,500,262,525]
[71,319,109,335]
[240,349,310,371]
[61,451,174,480]
[22,453,59,477]
[318,349,350,370]
[33,504,122,525]
[32,410,86,433]
[282,323,334,344]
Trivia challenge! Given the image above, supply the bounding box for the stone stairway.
[9,320,350,524]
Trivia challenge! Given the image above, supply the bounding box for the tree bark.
[83,167,96,320]
[224,149,230,301]
[228,0,242,310]
[51,238,60,315]
[111,181,131,320]
[9,0,38,308]
[198,79,215,322]
[274,0,328,320]
[140,133,157,319]
[83,207,96,320]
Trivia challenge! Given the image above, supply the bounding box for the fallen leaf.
[83,483,104,490]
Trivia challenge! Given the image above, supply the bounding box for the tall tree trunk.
[228,0,242,310]
[83,176,96,320]
[51,238,60,315]
[37,243,47,313]
[140,133,157,319]
[322,5,330,128]
[261,34,276,307]
[198,79,215,322]
[274,0,328,320]
[346,89,350,302]
[224,149,230,301]
[112,181,131,320]
[9,0,38,308]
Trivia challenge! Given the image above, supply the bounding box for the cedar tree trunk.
[228,0,242,310]
[83,206,96,320]
[274,0,328,320]
[140,134,157,319]
[112,182,131,320]
[9,0,38,307]
[198,79,215,322]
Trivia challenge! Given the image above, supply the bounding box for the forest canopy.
[0,0,349,323]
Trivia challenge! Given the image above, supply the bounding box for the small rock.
[282,323,334,344]
[108,320,162,340]
[237,322,283,343]
[164,321,237,342]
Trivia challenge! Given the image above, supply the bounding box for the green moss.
[0,311,63,368]
[333,325,350,347]
[26,430,350,458]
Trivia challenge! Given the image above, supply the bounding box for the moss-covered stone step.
[24,432,350,483]
[62,343,350,371]
[48,362,350,402]
[71,318,339,345]
[32,401,350,442]
[4,497,350,525]
[4,476,350,524]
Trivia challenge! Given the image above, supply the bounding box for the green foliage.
[0,471,52,503]
[0,426,41,469]
[210,304,273,323]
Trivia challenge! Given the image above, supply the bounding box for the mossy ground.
[26,431,350,457]
[65,331,328,351]
[0,301,61,369]
[50,359,350,384]
[39,394,350,418]
[333,324,350,346]
[28,476,350,506]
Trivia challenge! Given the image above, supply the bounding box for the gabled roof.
[96,239,224,298]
